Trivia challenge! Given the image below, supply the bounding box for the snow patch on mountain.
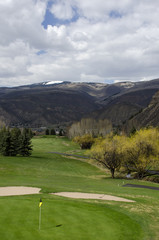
[43,81,63,85]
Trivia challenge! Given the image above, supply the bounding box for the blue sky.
[0,0,159,87]
[42,2,122,29]
[42,1,67,29]
[42,1,79,29]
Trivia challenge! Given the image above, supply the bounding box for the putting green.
[0,196,143,240]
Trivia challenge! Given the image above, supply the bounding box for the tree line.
[73,128,159,179]
[68,118,112,138]
[45,128,64,136]
[0,127,33,156]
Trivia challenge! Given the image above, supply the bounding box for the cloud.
[0,0,46,45]
[50,0,75,20]
[50,0,133,21]
[0,0,159,87]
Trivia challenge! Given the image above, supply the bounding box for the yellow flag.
[39,198,42,207]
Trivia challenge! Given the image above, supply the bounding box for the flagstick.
[39,205,41,231]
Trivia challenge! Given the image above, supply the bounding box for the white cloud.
[81,73,106,82]
[0,0,159,87]
[50,0,75,20]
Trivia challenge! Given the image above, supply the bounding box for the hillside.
[88,88,158,126]
[125,90,159,132]
[0,79,159,128]
[0,87,99,127]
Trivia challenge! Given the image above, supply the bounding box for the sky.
[0,0,159,87]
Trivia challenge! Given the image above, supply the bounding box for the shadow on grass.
[40,224,63,231]
[31,155,44,159]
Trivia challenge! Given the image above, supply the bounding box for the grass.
[0,196,143,240]
[0,135,158,239]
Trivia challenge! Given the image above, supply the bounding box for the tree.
[0,127,33,157]
[18,128,33,156]
[90,135,124,178]
[129,126,137,136]
[0,127,11,156]
[68,118,112,138]
[45,129,49,135]
[50,128,56,135]
[27,128,34,138]
[59,129,63,136]
[10,128,21,156]
[122,128,159,179]
[73,134,95,149]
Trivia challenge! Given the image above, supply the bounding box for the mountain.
[125,90,159,132]
[89,88,158,126]
[0,85,99,127]
[0,79,159,128]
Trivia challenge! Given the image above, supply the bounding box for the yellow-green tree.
[73,134,95,149]
[122,128,159,179]
[90,135,125,178]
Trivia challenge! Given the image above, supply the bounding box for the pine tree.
[45,129,49,135]
[19,128,33,156]
[59,129,63,136]
[28,128,34,138]
[10,128,21,156]
[50,128,56,135]
[0,127,33,157]
[0,127,11,156]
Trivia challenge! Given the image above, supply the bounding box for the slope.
[125,90,159,131]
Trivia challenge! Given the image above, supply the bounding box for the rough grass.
[0,136,158,239]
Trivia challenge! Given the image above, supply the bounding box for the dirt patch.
[52,192,135,202]
[0,186,41,196]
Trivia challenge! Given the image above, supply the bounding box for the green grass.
[0,135,159,239]
[0,196,143,240]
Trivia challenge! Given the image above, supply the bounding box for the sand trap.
[0,187,41,196]
[52,192,135,202]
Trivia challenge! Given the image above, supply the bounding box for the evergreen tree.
[0,127,33,157]
[27,128,34,138]
[129,126,137,136]
[59,129,63,136]
[19,128,33,156]
[50,128,56,135]
[45,129,49,135]
[0,127,11,156]
[10,128,21,156]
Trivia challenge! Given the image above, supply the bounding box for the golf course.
[0,135,158,240]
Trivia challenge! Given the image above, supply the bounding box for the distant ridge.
[0,79,159,129]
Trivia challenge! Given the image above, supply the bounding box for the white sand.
[0,187,135,202]
[52,192,135,202]
[0,186,41,196]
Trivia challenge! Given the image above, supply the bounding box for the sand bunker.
[52,192,135,202]
[0,187,135,202]
[0,186,41,196]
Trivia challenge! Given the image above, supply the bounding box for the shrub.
[73,134,95,149]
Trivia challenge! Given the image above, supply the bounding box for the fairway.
[0,136,159,239]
